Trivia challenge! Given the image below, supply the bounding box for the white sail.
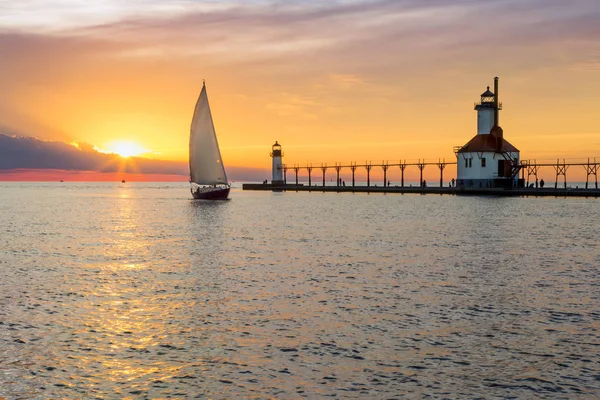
[189,83,228,185]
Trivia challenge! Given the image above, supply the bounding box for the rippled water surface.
[1,182,599,399]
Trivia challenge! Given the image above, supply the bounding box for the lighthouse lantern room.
[475,85,501,135]
[456,77,521,189]
[270,141,284,184]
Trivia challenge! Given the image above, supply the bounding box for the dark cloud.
[0,133,186,174]
[0,133,268,181]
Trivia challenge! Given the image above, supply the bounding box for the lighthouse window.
[465,158,472,168]
[481,158,486,167]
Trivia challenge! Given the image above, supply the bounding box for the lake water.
[1,182,598,399]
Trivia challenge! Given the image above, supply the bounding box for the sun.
[105,141,148,158]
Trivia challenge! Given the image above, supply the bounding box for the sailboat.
[189,81,230,200]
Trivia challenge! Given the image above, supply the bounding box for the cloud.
[329,74,364,89]
[0,0,199,31]
[0,133,269,181]
[0,133,187,174]
[5,1,599,64]
[3,1,600,82]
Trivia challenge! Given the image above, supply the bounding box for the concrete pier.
[243,183,600,197]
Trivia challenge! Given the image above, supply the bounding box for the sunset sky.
[1,0,600,180]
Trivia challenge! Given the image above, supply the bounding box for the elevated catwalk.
[243,183,600,197]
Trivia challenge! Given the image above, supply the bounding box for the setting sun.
[104,141,149,158]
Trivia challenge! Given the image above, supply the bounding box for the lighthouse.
[270,141,284,185]
[456,77,521,189]
[475,84,499,135]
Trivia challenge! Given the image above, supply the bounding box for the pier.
[243,158,600,197]
[242,183,600,197]
[284,159,454,189]
[246,78,599,198]
[279,158,600,190]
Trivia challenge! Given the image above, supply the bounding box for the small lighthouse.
[270,141,284,184]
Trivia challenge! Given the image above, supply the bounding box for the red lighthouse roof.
[457,133,519,153]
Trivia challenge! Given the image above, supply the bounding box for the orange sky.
[1,0,599,180]
[0,169,185,182]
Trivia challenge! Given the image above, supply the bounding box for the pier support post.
[526,160,539,188]
[584,158,598,189]
[399,161,406,188]
[382,161,389,187]
[283,164,288,185]
[418,160,426,187]
[365,162,372,187]
[437,159,447,188]
[554,159,568,189]
[294,164,300,186]
[321,164,327,187]
[350,162,357,187]
[307,164,313,187]
[594,158,598,190]
[335,163,342,187]
[586,158,590,189]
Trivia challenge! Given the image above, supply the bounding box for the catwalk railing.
[276,158,599,189]
[281,158,600,189]
[283,160,455,188]
[521,158,599,189]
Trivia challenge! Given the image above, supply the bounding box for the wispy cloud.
[329,74,364,89]
[3,0,599,72]
[0,0,207,31]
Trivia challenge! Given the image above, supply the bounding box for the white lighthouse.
[475,86,498,135]
[456,77,521,189]
[270,141,284,184]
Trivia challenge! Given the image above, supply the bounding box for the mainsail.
[189,83,228,185]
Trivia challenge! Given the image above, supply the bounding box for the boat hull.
[191,186,230,200]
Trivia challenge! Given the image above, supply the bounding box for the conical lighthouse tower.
[270,141,284,184]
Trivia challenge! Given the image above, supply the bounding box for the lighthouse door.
[497,160,507,177]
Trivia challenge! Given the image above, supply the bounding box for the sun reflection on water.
[2,185,599,398]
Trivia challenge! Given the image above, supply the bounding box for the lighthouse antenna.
[494,77,499,126]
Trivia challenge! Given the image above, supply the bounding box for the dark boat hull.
[191,186,230,200]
